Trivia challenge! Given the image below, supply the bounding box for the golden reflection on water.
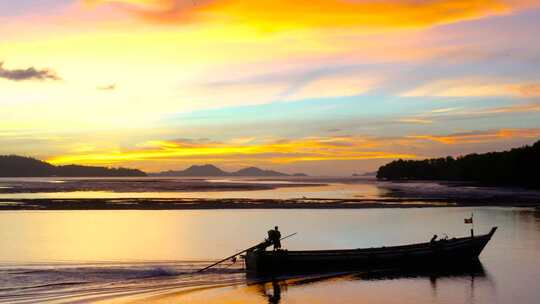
[0,208,536,263]
[134,267,493,304]
[0,211,242,262]
[0,183,387,200]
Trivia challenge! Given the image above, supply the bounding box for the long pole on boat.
[196,232,297,273]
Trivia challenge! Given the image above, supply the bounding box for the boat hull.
[245,227,497,275]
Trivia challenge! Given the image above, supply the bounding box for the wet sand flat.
[0,197,539,210]
[0,177,324,194]
[0,177,539,210]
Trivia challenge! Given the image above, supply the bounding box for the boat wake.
[0,261,246,303]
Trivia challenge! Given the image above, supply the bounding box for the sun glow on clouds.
[409,128,540,144]
[86,0,527,31]
[45,127,540,171]
[47,136,417,167]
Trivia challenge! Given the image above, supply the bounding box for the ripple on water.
[0,261,246,304]
[0,201,22,206]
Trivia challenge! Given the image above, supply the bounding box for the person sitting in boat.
[267,226,282,251]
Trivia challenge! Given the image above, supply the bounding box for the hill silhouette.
[231,167,288,176]
[0,155,146,177]
[377,139,540,189]
[156,164,229,177]
[153,164,295,177]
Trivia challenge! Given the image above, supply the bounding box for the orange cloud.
[516,83,540,97]
[404,78,540,99]
[409,128,540,144]
[44,128,540,170]
[86,0,528,30]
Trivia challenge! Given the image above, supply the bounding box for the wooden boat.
[244,227,497,275]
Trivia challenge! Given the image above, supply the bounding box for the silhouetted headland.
[0,155,146,177]
[377,139,540,189]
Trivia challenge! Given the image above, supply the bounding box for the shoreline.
[2,177,540,210]
[0,177,326,194]
[1,197,539,210]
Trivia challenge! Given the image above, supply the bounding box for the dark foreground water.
[0,207,539,303]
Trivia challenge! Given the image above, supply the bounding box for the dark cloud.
[0,61,61,82]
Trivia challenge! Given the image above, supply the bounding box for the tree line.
[377,140,540,189]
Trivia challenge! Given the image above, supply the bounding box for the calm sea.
[0,207,539,303]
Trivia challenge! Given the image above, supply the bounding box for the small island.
[377,139,540,189]
[152,164,304,177]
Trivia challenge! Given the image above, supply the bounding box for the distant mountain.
[153,164,302,177]
[231,167,288,177]
[157,164,228,176]
[0,155,146,177]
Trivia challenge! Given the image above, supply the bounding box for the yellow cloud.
[43,128,540,171]
[397,118,434,124]
[47,136,416,167]
[86,0,525,31]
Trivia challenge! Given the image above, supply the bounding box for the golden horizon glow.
[43,128,540,172]
[46,136,417,169]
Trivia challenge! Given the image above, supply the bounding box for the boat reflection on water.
[351,258,486,281]
[251,260,489,304]
[255,281,284,304]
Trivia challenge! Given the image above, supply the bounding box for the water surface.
[0,177,387,200]
[0,207,539,303]
[2,177,539,203]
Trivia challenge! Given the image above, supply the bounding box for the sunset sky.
[1,0,540,175]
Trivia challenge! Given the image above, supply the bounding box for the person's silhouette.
[272,226,281,250]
